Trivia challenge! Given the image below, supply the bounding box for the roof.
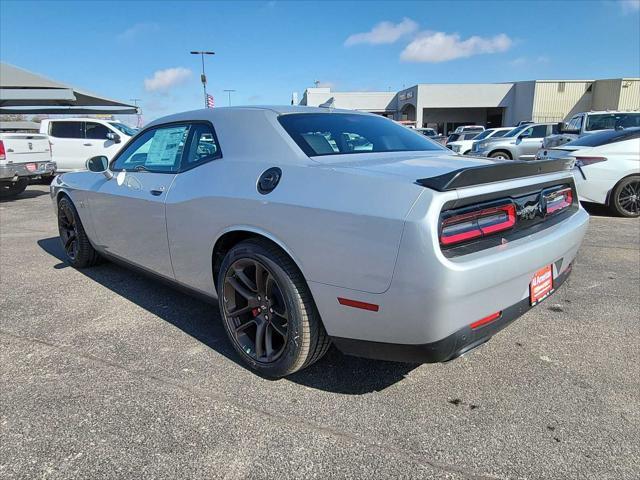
[145,105,373,128]
[0,63,139,114]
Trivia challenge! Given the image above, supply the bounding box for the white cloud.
[400,31,512,62]
[144,67,192,92]
[117,22,160,42]
[345,18,418,46]
[619,0,640,14]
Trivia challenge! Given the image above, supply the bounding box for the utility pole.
[190,50,215,108]
[223,89,236,106]
[130,98,142,128]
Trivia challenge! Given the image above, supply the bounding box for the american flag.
[206,94,215,109]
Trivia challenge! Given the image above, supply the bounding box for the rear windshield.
[585,113,640,131]
[565,127,640,147]
[278,113,445,157]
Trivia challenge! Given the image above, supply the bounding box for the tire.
[0,178,28,198]
[609,175,640,218]
[38,175,55,185]
[57,197,102,268]
[463,150,471,155]
[489,151,512,160]
[217,238,330,377]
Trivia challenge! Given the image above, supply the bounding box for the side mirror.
[106,132,121,144]
[86,155,113,180]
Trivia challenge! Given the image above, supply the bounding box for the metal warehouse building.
[297,78,640,134]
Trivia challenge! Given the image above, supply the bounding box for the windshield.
[503,125,528,138]
[278,113,446,157]
[585,113,640,131]
[474,129,498,140]
[109,122,138,136]
[565,127,640,147]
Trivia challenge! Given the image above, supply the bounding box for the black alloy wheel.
[218,239,330,377]
[223,258,290,363]
[612,176,640,217]
[58,200,80,261]
[57,197,101,268]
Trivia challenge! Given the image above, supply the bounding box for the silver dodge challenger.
[51,106,589,377]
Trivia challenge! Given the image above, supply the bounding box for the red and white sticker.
[25,163,37,172]
[530,265,554,306]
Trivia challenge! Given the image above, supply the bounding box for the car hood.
[313,151,496,181]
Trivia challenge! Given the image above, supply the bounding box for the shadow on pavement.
[0,188,50,202]
[38,236,416,394]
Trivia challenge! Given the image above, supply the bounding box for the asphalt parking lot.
[1,185,639,479]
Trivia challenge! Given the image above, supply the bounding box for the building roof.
[0,63,139,114]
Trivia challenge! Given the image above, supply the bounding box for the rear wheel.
[57,197,101,268]
[489,151,512,160]
[0,178,28,198]
[610,175,640,217]
[218,239,330,377]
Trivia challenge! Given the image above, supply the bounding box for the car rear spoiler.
[416,158,575,192]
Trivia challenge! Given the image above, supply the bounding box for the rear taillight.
[574,156,607,167]
[440,203,516,246]
[0,140,5,160]
[544,187,573,216]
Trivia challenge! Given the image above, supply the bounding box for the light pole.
[223,89,236,106]
[190,50,215,108]
[130,98,142,128]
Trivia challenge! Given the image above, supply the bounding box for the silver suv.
[471,123,560,160]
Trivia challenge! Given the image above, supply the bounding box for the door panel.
[87,123,191,278]
[48,121,88,172]
[90,171,177,277]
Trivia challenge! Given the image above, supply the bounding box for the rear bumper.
[0,161,56,180]
[332,264,572,363]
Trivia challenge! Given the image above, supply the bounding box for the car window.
[566,115,583,131]
[85,122,111,140]
[585,113,640,131]
[524,125,549,138]
[111,125,190,173]
[183,123,222,167]
[279,113,445,157]
[462,133,479,140]
[50,121,84,139]
[109,122,138,136]
[473,129,495,140]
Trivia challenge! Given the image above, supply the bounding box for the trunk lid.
[0,133,51,162]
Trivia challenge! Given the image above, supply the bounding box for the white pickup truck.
[0,132,56,198]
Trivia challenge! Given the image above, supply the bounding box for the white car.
[447,127,512,155]
[537,127,640,217]
[40,118,137,172]
[453,125,485,134]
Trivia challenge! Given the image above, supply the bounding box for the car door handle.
[83,143,93,146]
[150,186,165,196]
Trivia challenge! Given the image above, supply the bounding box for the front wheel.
[610,175,640,217]
[218,239,330,377]
[489,151,512,160]
[57,197,102,268]
[0,178,28,198]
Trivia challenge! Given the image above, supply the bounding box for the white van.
[40,118,137,172]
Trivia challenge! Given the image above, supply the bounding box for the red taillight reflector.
[470,311,502,329]
[545,187,573,215]
[337,297,379,312]
[0,140,5,160]
[440,203,515,246]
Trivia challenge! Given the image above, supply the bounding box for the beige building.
[297,78,640,134]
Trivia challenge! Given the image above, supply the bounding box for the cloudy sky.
[1,0,639,122]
